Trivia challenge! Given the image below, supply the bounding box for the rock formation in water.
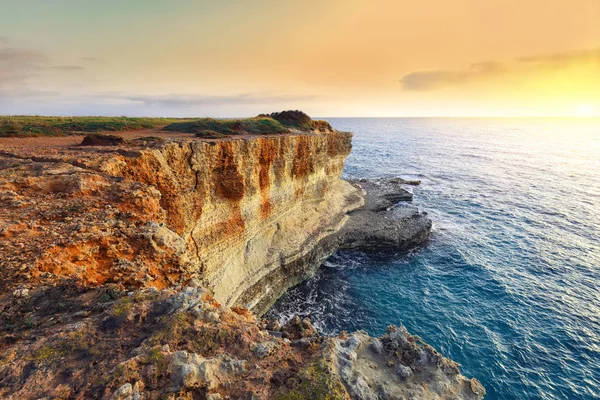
[339,178,432,251]
[0,114,484,399]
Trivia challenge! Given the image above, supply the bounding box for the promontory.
[0,111,484,399]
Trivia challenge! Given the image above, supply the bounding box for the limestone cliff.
[0,122,483,400]
[100,132,364,313]
[0,131,364,314]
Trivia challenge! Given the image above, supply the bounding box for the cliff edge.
[0,113,484,399]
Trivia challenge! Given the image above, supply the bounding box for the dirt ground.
[0,128,197,150]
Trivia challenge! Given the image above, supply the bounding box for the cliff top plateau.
[0,110,333,139]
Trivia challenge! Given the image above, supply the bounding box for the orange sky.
[1,0,599,116]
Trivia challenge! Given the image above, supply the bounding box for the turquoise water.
[267,118,600,400]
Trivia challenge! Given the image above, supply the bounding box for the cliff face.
[0,132,363,314]
[102,132,363,313]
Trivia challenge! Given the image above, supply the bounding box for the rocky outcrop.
[0,284,484,399]
[334,329,485,400]
[338,178,432,251]
[0,124,484,399]
[0,129,434,315]
[0,131,364,315]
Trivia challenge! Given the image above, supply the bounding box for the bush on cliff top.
[163,111,333,136]
[162,116,290,136]
[266,110,333,132]
[265,110,313,130]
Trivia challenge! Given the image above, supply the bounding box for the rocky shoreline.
[0,126,484,399]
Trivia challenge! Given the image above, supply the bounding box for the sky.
[1,0,600,117]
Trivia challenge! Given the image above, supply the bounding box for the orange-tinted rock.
[0,131,359,311]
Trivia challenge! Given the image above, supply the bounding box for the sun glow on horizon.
[1,0,600,117]
[574,104,599,117]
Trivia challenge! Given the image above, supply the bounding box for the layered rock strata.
[0,131,364,314]
[0,128,484,399]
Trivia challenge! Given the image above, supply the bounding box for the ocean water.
[266,118,600,400]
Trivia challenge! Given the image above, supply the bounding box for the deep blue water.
[267,118,600,400]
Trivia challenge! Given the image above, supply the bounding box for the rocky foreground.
[1,283,484,399]
[0,120,484,399]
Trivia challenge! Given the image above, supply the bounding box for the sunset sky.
[1,0,600,117]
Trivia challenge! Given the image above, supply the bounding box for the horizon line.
[2,114,600,119]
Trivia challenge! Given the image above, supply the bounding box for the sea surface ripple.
[267,118,600,400]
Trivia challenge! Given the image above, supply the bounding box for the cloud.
[114,93,318,108]
[81,56,99,62]
[0,46,86,89]
[400,61,506,91]
[0,36,10,46]
[400,47,600,91]
[51,65,84,71]
[0,48,47,87]
[517,48,600,66]
[0,47,46,63]
[0,88,59,100]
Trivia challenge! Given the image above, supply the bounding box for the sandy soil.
[0,128,322,153]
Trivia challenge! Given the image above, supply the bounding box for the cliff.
[0,118,483,399]
[1,130,363,314]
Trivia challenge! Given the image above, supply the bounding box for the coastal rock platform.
[338,178,432,251]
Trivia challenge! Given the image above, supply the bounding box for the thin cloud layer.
[118,93,318,108]
[517,48,600,65]
[401,48,600,91]
[0,45,85,91]
[0,47,46,63]
[51,65,85,71]
[0,47,47,87]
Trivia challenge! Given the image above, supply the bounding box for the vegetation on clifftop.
[163,111,333,137]
[162,116,289,137]
[0,116,190,137]
[0,111,333,138]
[263,110,333,133]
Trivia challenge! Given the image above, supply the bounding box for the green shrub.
[163,117,289,135]
[267,110,313,130]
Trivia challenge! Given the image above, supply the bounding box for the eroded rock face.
[0,132,363,314]
[100,133,364,313]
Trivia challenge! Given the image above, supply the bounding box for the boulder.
[80,134,126,146]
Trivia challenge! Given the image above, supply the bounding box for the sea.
[266,118,600,400]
